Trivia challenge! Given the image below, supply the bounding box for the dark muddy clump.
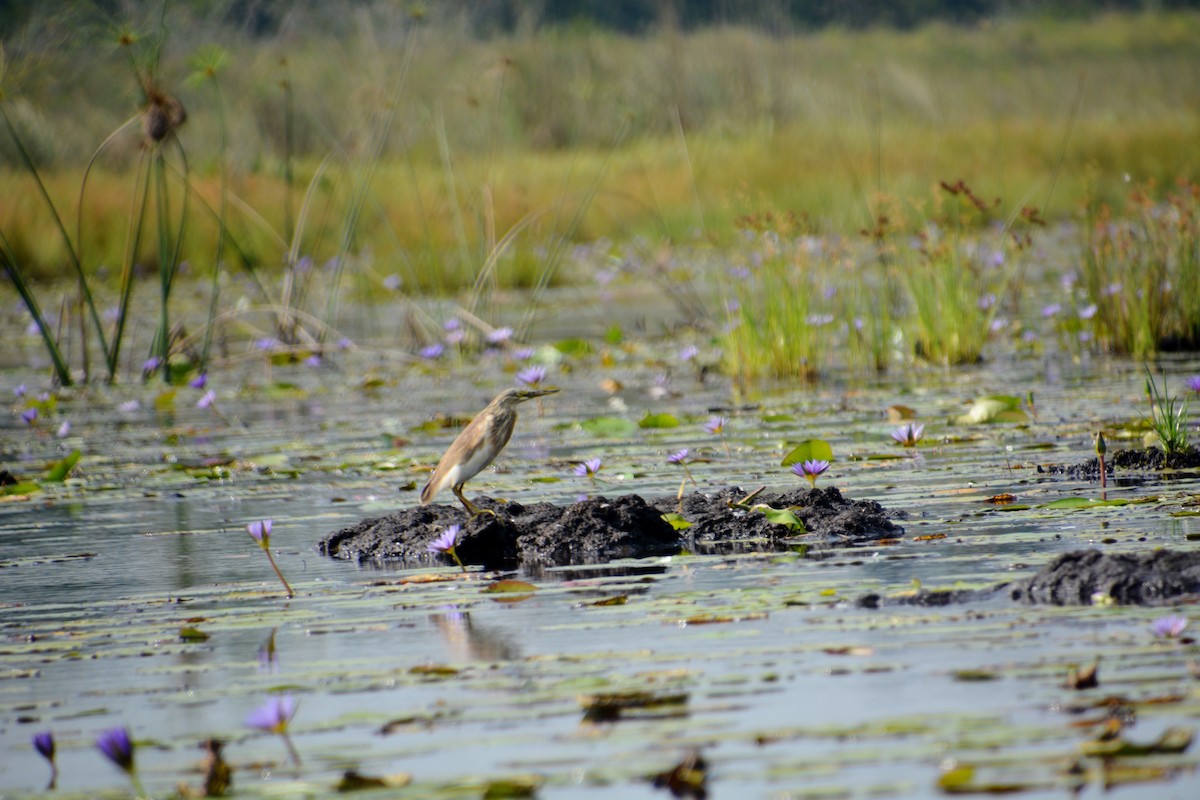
[318,486,906,570]
[855,587,997,608]
[1039,445,1200,480]
[1006,549,1200,605]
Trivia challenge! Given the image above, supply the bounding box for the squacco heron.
[419,387,559,515]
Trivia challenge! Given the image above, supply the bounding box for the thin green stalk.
[0,233,73,385]
[201,71,229,369]
[0,103,111,365]
[110,150,153,379]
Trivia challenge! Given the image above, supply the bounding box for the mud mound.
[1038,445,1200,480]
[318,487,906,570]
[1006,549,1200,605]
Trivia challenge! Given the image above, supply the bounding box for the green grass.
[4,9,1200,384]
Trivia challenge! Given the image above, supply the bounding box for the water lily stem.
[264,548,294,598]
[279,731,302,766]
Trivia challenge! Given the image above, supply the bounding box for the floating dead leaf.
[482,580,537,594]
[400,573,463,584]
[886,405,916,422]
[408,664,458,676]
[1066,661,1100,690]
[937,763,1047,795]
[579,691,689,723]
[1079,727,1193,758]
[599,378,624,394]
[913,533,947,542]
[985,493,1017,504]
[481,774,542,798]
[336,769,412,792]
[378,712,443,735]
[179,626,210,642]
[650,749,708,799]
[678,612,767,626]
[822,646,874,657]
[952,669,999,682]
[590,595,628,606]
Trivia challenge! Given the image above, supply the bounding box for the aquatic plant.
[1143,367,1190,455]
[574,458,602,488]
[427,524,466,572]
[705,416,731,457]
[891,422,925,448]
[32,731,56,789]
[516,366,547,388]
[95,727,146,797]
[1079,181,1200,356]
[720,232,825,384]
[247,519,294,598]
[245,695,301,765]
[668,448,697,512]
[1150,615,1188,639]
[792,459,830,488]
[1094,431,1107,489]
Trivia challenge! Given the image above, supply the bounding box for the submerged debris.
[318,486,906,570]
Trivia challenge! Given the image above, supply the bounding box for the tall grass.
[2,11,1198,285]
[1080,180,1200,356]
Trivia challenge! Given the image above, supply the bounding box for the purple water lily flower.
[247,519,273,547]
[95,727,135,773]
[704,416,726,435]
[245,695,297,734]
[189,373,208,389]
[667,448,689,464]
[142,356,162,373]
[14,383,26,398]
[1186,375,1200,394]
[419,343,444,360]
[428,525,460,554]
[517,366,547,388]
[678,345,699,362]
[1150,614,1188,638]
[574,457,602,478]
[792,459,830,488]
[486,326,513,345]
[20,407,38,426]
[891,422,925,448]
[33,731,54,762]
[197,390,216,409]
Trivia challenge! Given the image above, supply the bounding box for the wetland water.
[2,286,1200,798]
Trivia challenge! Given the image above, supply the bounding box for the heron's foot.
[455,488,496,518]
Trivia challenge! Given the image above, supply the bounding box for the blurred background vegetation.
[1,0,1198,287]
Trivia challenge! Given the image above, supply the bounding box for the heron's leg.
[454,485,496,517]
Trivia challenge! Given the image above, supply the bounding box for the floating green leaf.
[1,480,40,496]
[579,416,637,438]
[1039,497,1155,509]
[179,626,210,642]
[750,504,806,532]
[957,395,1027,425]
[639,412,680,429]
[781,439,833,466]
[554,338,593,357]
[661,513,693,530]
[44,449,81,482]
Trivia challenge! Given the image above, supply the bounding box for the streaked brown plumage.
[419,387,558,515]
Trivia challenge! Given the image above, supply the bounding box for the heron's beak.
[518,388,560,400]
